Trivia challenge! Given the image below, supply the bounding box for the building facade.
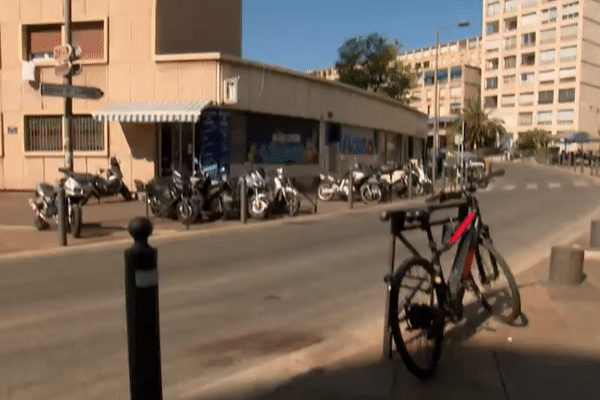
[398,36,483,147]
[0,0,428,190]
[481,0,600,148]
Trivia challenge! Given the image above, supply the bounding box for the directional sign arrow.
[40,83,104,100]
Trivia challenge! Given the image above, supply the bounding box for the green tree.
[516,129,551,151]
[334,32,415,104]
[448,96,507,149]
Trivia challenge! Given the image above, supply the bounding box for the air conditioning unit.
[22,61,37,82]
[223,76,239,105]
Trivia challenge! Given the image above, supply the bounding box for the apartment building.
[482,0,600,149]
[0,0,428,190]
[398,37,483,147]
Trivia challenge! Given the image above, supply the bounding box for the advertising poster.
[339,125,377,155]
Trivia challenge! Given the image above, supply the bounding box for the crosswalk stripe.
[503,185,516,191]
[574,181,588,187]
[548,183,561,189]
[526,183,538,189]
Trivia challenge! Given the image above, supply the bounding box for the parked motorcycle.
[407,162,433,196]
[317,164,372,202]
[91,157,133,201]
[191,164,239,222]
[378,164,409,199]
[270,167,301,216]
[29,167,95,238]
[243,168,272,219]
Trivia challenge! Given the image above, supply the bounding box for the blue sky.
[242,0,484,72]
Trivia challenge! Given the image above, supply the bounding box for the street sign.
[40,83,104,100]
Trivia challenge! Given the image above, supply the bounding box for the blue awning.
[92,100,212,123]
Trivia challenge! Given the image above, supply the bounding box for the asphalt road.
[1,162,599,399]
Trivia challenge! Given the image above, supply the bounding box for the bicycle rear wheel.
[475,238,521,324]
[389,257,444,380]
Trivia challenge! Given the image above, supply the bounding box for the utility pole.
[63,0,73,172]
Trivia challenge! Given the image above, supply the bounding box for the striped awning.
[92,100,212,123]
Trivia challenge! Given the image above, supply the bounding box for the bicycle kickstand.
[466,275,493,312]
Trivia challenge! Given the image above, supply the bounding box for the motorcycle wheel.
[285,189,301,216]
[249,194,269,219]
[177,199,197,225]
[317,183,335,202]
[120,185,133,201]
[360,183,382,204]
[33,213,50,231]
[69,202,82,238]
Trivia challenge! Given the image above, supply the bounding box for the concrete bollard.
[549,245,584,285]
[590,220,600,249]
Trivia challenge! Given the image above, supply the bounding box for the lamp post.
[433,20,469,192]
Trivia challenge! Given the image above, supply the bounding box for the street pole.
[63,0,73,172]
[433,29,440,193]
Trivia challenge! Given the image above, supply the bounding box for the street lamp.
[432,20,469,192]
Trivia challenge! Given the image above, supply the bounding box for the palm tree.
[459,96,507,150]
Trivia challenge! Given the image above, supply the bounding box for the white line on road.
[526,183,538,189]
[548,183,561,189]
[503,185,516,191]
[574,181,589,187]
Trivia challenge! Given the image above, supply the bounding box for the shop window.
[25,115,104,152]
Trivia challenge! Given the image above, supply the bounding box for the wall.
[154,0,241,57]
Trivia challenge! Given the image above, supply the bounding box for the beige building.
[0,0,427,191]
[398,37,483,148]
[482,0,600,149]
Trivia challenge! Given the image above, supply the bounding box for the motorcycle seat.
[71,172,97,184]
[379,165,397,174]
[37,183,56,197]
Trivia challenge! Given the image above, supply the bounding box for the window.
[560,45,577,61]
[437,69,448,84]
[542,7,558,24]
[504,56,516,69]
[450,68,462,81]
[505,35,517,49]
[72,21,105,60]
[521,52,535,66]
[487,58,499,70]
[505,17,518,31]
[486,77,498,90]
[24,115,104,152]
[559,67,576,81]
[558,109,574,124]
[523,0,537,8]
[450,86,462,97]
[424,72,434,85]
[519,92,534,105]
[505,0,518,13]
[559,88,575,103]
[540,49,556,64]
[537,111,553,125]
[450,103,461,115]
[502,94,516,107]
[522,12,537,26]
[487,21,500,34]
[484,96,498,108]
[521,72,535,83]
[522,32,536,47]
[503,74,516,85]
[538,90,554,104]
[415,62,421,69]
[487,2,501,16]
[540,28,556,44]
[562,2,579,20]
[486,39,499,53]
[539,69,555,83]
[561,23,578,40]
[518,112,533,126]
[25,24,61,60]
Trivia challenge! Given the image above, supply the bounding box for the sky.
[242,0,484,73]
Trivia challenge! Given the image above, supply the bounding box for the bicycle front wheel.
[389,257,444,380]
[475,238,521,324]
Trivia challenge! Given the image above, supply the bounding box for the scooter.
[91,157,133,201]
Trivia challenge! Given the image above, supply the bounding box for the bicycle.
[379,168,521,379]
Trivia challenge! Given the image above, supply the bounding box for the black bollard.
[240,176,247,224]
[408,164,413,199]
[124,217,163,400]
[57,179,67,246]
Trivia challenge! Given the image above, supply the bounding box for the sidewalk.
[182,233,600,400]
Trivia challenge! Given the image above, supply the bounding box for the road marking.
[574,181,589,187]
[526,183,538,190]
[503,185,516,191]
[548,183,561,189]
